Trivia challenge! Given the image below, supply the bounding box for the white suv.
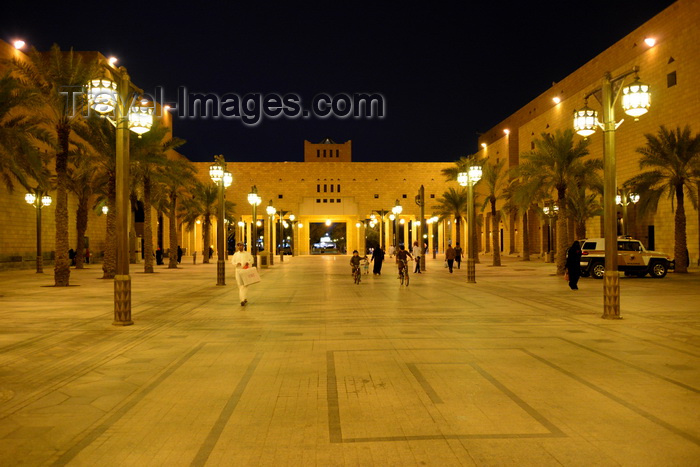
[579,237,675,279]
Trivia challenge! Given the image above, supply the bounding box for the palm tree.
[433,187,469,248]
[73,116,117,279]
[179,181,220,263]
[516,129,599,274]
[10,45,97,286]
[625,125,700,273]
[67,147,100,269]
[131,121,186,273]
[0,72,51,191]
[480,159,507,266]
[161,158,197,268]
[567,187,602,240]
[441,154,486,182]
[503,178,544,261]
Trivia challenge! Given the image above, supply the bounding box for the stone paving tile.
[0,255,699,465]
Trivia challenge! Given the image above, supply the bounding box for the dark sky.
[3,1,675,163]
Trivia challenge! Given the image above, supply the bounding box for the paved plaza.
[0,254,699,466]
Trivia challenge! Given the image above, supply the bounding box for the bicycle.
[398,259,410,286]
[353,265,361,284]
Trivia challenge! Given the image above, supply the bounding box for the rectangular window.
[430,194,435,198]
[402,194,407,198]
[317,184,320,192]
[323,199,328,203]
[330,185,334,193]
[337,199,341,203]
[330,199,334,203]
[337,184,341,193]
[374,194,379,198]
[336,149,339,157]
[278,194,283,199]
[316,199,320,203]
[317,150,320,158]
[667,71,677,87]
[323,150,327,157]
[324,184,327,192]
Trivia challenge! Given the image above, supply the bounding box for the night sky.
[3,1,675,163]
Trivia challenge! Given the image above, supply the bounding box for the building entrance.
[309,222,346,254]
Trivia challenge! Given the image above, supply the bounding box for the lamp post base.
[217,259,226,286]
[36,255,43,274]
[602,271,622,319]
[113,275,133,326]
[467,258,476,283]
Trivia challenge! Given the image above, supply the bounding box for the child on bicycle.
[350,250,367,276]
[395,244,414,275]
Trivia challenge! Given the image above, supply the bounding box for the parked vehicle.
[579,237,675,279]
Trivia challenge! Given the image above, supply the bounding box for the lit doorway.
[309,222,346,254]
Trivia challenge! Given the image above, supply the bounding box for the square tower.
[304,138,352,162]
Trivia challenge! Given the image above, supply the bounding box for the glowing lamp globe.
[622,78,651,118]
[87,78,117,114]
[223,171,233,188]
[128,105,153,135]
[209,163,224,182]
[574,107,598,137]
[468,166,482,183]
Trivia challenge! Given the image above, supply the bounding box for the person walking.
[565,240,582,290]
[454,242,463,269]
[445,243,456,273]
[371,246,385,275]
[232,242,255,306]
[412,241,422,273]
[177,245,183,264]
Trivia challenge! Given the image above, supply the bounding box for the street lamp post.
[88,61,153,326]
[248,187,261,266]
[25,190,52,274]
[209,155,232,285]
[543,202,559,263]
[392,200,403,249]
[415,185,426,271]
[276,210,290,262]
[288,214,296,256]
[458,167,482,283]
[616,189,640,237]
[574,67,650,319]
[266,201,276,265]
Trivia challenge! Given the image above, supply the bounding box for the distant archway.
[309,222,346,254]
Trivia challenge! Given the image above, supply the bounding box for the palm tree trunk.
[75,194,88,269]
[203,216,211,263]
[675,184,688,273]
[455,216,461,250]
[143,177,154,273]
[102,176,116,279]
[54,123,71,286]
[509,213,516,254]
[129,194,138,264]
[485,214,491,253]
[522,210,530,261]
[168,191,179,269]
[556,189,568,275]
[475,218,481,263]
[491,201,501,266]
